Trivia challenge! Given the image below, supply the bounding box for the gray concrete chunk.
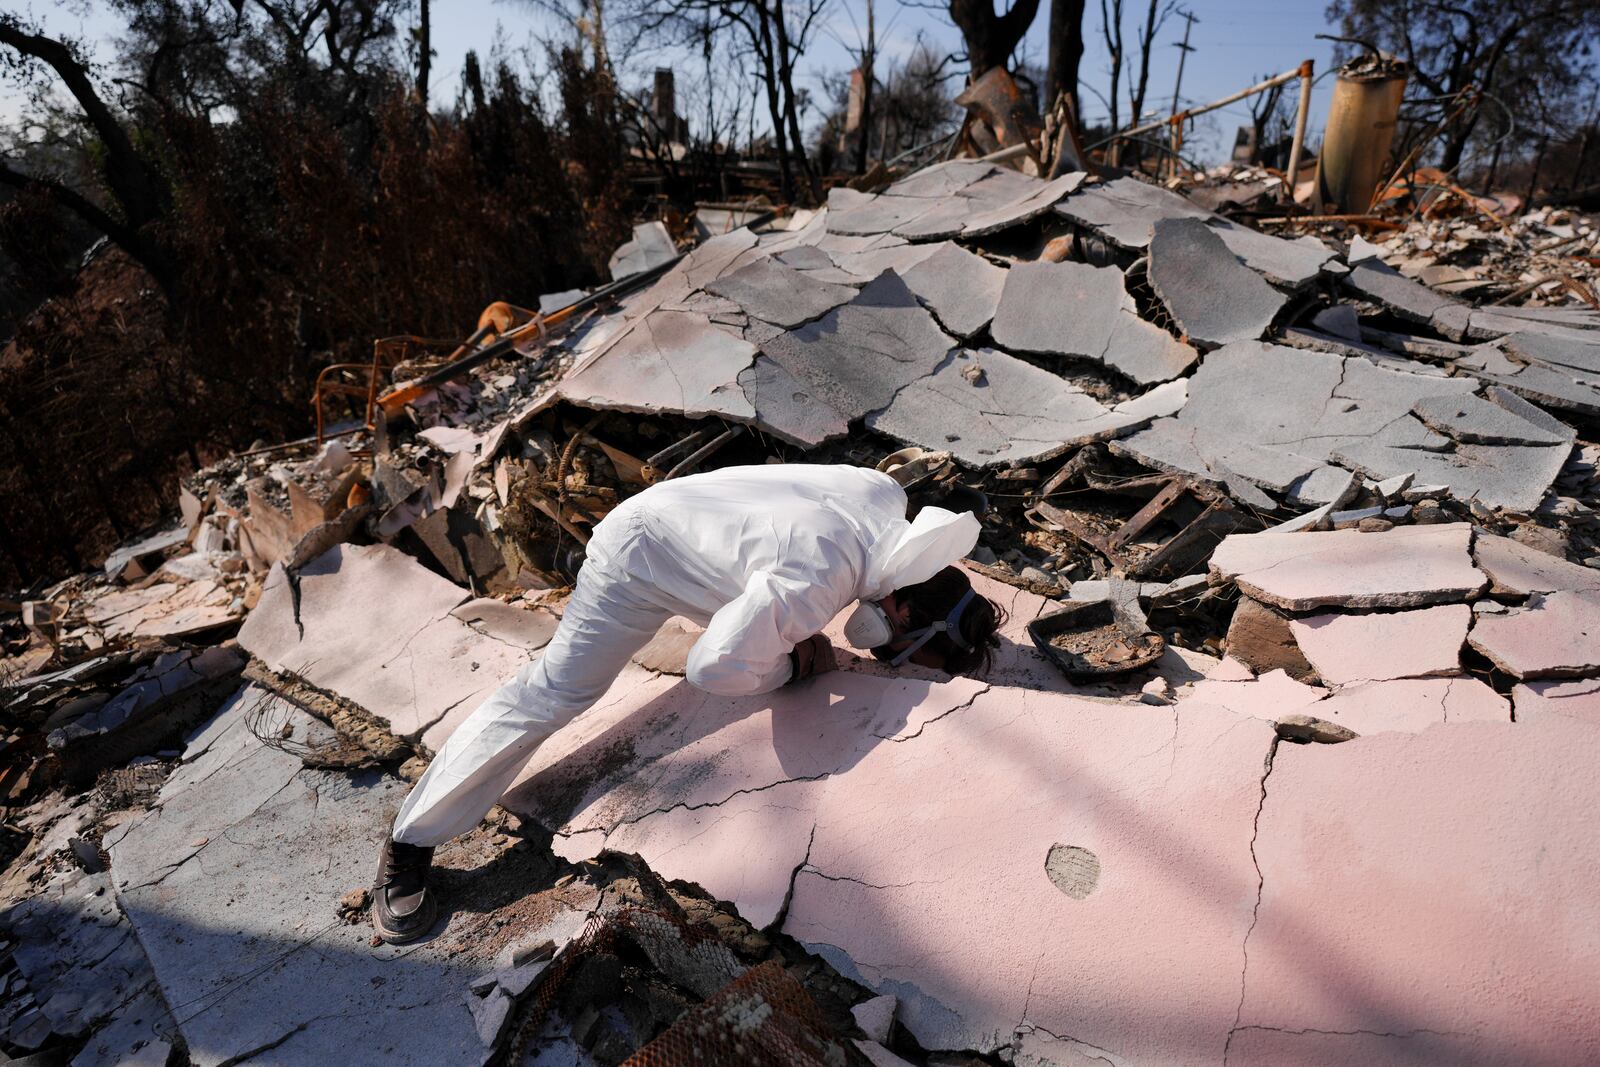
[1411,392,1571,445]
[825,194,940,236]
[754,270,956,444]
[558,310,758,421]
[705,257,857,327]
[1208,220,1336,289]
[1148,218,1288,348]
[1502,332,1600,375]
[1052,176,1212,249]
[989,260,1197,384]
[960,172,1085,237]
[867,347,1139,467]
[1341,260,1458,324]
[899,244,1007,338]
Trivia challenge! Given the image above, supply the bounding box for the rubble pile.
[4,155,1600,1066]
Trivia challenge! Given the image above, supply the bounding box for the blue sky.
[5,0,1343,165]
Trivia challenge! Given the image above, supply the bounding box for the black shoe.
[372,838,439,944]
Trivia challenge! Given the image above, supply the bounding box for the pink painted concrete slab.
[506,667,990,837]
[1467,590,1600,679]
[1289,604,1470,686]
[1232,715,1600,1066]
[1310,676,1509,735]
[1186,669,1327,721]
[786,692,1273,1059]
[237,544,533,740]
[1208,655,1256,681]
[1511,678,1600,725]
[1210,523,1485,611]
[1473,532,1600,596]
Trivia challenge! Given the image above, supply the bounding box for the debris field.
[4,159,1600,1067]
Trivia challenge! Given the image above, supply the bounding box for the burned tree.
[1045,0,1086,113]
[949,0,1042,80]
[1326,0,1600,175]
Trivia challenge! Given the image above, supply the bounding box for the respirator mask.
[842,589,976,667]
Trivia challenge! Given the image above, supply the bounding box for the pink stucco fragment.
[236,544,535,740]
[784,691,1272,1060]
[1187,668,1327,721]
[1311,676,1509,734]
[1472,532,1600,596]
[1210,523,1485,611]
[1512,678,1600,724]
[1208,656,1256,681]
[1233,716,1600,1066]
[1467,590,1600,679]
[1288,604,1470,686]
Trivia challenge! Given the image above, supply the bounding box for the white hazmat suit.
[391,463,980,846]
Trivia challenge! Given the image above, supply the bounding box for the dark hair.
[880,565,1007,676]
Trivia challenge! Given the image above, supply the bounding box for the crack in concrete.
[874,684,993,743]
[768,823,816,932]
[1224,734,1282,1065]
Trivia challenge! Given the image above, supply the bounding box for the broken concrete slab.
[1210,523,1486,611]
[1232,715,1600,1066]
[1208,220,1336,289]
[883,160,999,199]
[237,544,532,742]
[1288,604,1470,687]
[1501,330,1600,376]
[521,676,1273,1060]
[750,270,956,447]
[1312,675,1509,733]
[1224,597,1317,681]
[866,348,1142,468]
[108,689,487,1066]
[1,867,175,1059]
[958,171,1084,237]
[1512,677,1600,724]
[1411,391,1572,446]
[1052,175,1212,249]
[608,221,677,281]
[102,525,190,583]
[989,260,1198,384]
[1466,590,1600,680]
[1472,532,1600,596]
[1113,340,1559,511]
[704,258,858,328]
[1187,667,1328,721]
[46,645,244,781]
[824,193,941,237]
[557,310,758,423]
[897,243,1006,339]
[1341,258,1459,325]
[1148,217,1288,348]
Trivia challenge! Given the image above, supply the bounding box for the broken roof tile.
[989,260,1197,384]
[1148,217,1288,348]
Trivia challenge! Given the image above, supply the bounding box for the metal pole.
[1167,11,1198,179]
[1283,59,1314,203]
[1117,66,1304,142]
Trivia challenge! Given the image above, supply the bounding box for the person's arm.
[685,569,845,697]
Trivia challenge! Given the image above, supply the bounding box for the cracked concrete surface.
[238,544,550,744]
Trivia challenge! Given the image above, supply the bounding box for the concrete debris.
[1148,218,1289,348]
[1210,523,1485,611]
[990,260,1199,384]
[6,156,1600,1067]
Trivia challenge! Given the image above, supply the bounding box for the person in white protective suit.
[371,463,1004,943]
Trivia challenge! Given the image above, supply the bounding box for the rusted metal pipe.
[1118,66,1309,142]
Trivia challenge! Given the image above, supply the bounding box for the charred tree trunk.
[950,0,1043,79]
[1046,0,1087,113]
